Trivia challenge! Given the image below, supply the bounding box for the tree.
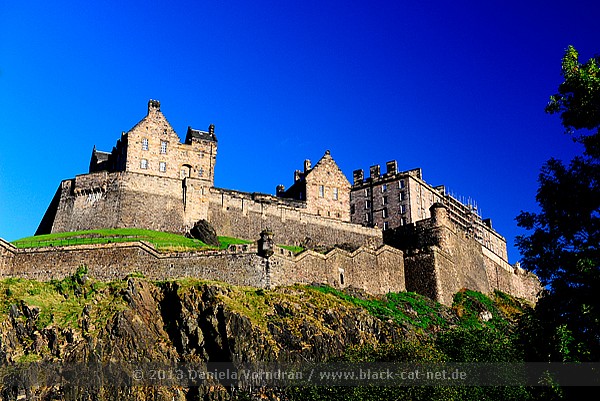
[516,46,600,362]
[545,45,600,157]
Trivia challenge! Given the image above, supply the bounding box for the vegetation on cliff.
[0,271,562,400]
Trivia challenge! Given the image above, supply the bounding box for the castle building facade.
[350,161,508,262]
[90,100,217,184]
[276,152,351,222]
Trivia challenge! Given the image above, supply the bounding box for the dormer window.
[142,138,148,151]
[160,141,167,154]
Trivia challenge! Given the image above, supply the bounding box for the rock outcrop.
[0,278,408,400]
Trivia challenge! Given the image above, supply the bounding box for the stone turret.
[430,202,450,249]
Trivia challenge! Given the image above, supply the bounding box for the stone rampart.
[209,188,382,248]
[3,241,268,287]
[0,239,16,274]
[483,247,542,303]
[38,174,380,249]
[37,171,212,235]
[0,240,402,296]
[384,204,540,305]
[269,245,404,294]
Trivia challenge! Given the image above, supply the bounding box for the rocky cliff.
[0,270,532,401]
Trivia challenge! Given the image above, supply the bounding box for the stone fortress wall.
[38,171,212,236]
[208,188,383,248]
[384,203,540,305]
[0,238,404,296]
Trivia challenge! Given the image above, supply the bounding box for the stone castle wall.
[208,188,383,248]
[0,240,402,296]
[269,245,405,294]
[482,247,541,302]
[38,171,212,235]
[385,204,540,305]
[38,173,380,249]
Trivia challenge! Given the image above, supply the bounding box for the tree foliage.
[545,45,600,156]
[516,46,600,362]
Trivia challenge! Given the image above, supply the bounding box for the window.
[198,168,204,177]
[382,196,388,206]
[400,205,406,214]
[401,217,407,226]
[364,188,370,196]
[399,180,405,189]
[350,204,355,214]
[142,138,148,151]
[382,208,388,218]
[383,221,389,230]
[160,140,167,154]
[159,162,166,172]
[340,272,345,285]
[319,185,324,198]
[399,191,406,201]
[365,200,371,209]
[333,187,339,200]
[382,184,387,192]
[140,159,148,169]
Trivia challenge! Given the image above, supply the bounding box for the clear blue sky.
[0,0,597,263]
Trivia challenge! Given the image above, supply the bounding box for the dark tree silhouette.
[516,46,600,362]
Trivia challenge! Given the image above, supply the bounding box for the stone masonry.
[384,203,541,305]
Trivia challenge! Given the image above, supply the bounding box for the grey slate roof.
[185,126,217,143]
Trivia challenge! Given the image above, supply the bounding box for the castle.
[0,100,540,306]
